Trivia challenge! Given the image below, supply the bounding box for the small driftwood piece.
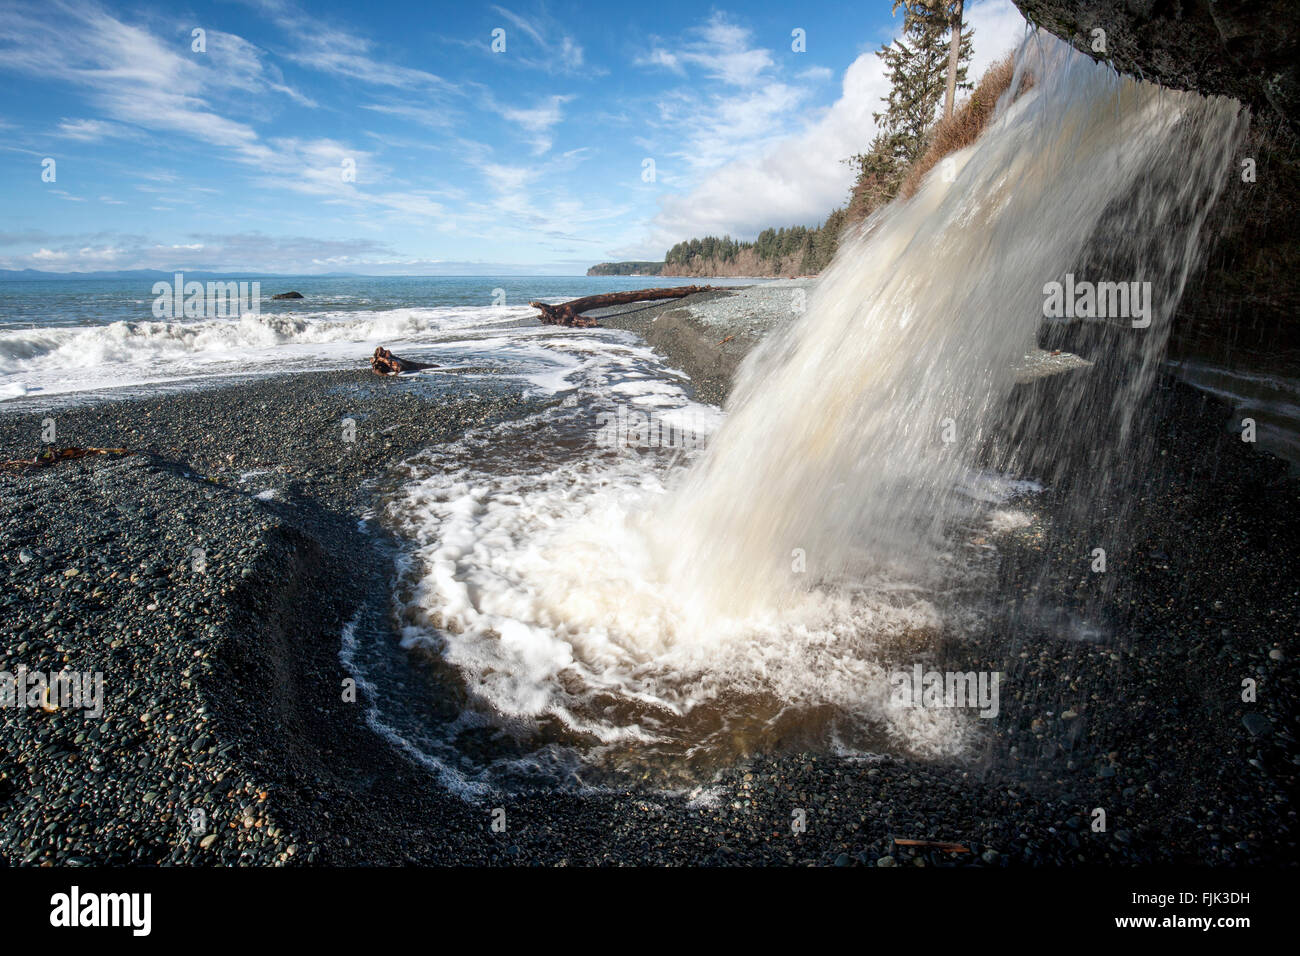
[1,447,129,470]
[371,346,436,375]
[529,285,713,328]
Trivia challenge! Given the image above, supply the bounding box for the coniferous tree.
[658,5,979,276]
[845,0,972,218]
[874,1,972,168]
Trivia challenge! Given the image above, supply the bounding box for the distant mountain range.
[0,269,366,281]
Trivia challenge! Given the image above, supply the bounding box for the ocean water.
[0,275,754,402]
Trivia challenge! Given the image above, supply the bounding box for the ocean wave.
[0,306,520,375]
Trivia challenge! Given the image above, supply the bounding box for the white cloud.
[641,14,773,87]
[55,118,135,141]
[490,6,592,75]
[639,0,1029,252]
[494,94,573,155]
[638,49,683,74]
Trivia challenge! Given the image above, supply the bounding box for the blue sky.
[0,0,1026,274]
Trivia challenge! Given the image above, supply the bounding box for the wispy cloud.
[489,6,598,76]
[638,13,774,87]
[491,93,573,155]
[360,102,457,131]
[54,118,138,141]
[634,14,813,176]
[246,0,458,93]
[0,0,458,225]
[286,29,456,92]
[0,230,398,273]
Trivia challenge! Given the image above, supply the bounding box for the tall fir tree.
[874,1,973,168]
[845,1,972,217]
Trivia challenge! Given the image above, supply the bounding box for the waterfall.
[654,32,1246,624]
[384,32,1248,779]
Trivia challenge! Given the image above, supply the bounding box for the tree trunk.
[530,285,714,327]
[943,0,964,119]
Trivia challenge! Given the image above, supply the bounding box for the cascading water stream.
[375,32,1247,789]
[653,33,1246,625]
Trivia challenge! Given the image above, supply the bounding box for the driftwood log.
[1,447,129,470]
[529,286,713,327]
[371,346,437,375]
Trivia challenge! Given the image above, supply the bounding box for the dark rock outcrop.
[1014,1,1298,133]
[1017,1,1299,356]
[271,291,304,300]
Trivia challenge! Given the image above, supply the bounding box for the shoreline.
[0,295,1295,865]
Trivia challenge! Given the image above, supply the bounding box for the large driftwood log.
[529,285,713,327]
[371,346,437,375]
[1,447,129,470]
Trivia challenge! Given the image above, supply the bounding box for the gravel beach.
[0,288,1295,866]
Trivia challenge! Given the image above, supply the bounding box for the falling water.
[380,32,1247,786]
[654,33,1246,623]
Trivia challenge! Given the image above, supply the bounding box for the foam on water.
[0,304,585,399]
[383,354,982,780]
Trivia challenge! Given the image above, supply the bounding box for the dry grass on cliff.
[899,55,1021,199]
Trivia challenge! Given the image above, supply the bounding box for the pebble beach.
[0,287,1295,866]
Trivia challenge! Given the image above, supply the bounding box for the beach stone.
[1242,714,1272,736]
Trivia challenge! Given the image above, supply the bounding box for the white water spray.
[654,33,1245,623]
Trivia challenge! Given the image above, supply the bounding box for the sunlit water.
[0,275,754,401]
